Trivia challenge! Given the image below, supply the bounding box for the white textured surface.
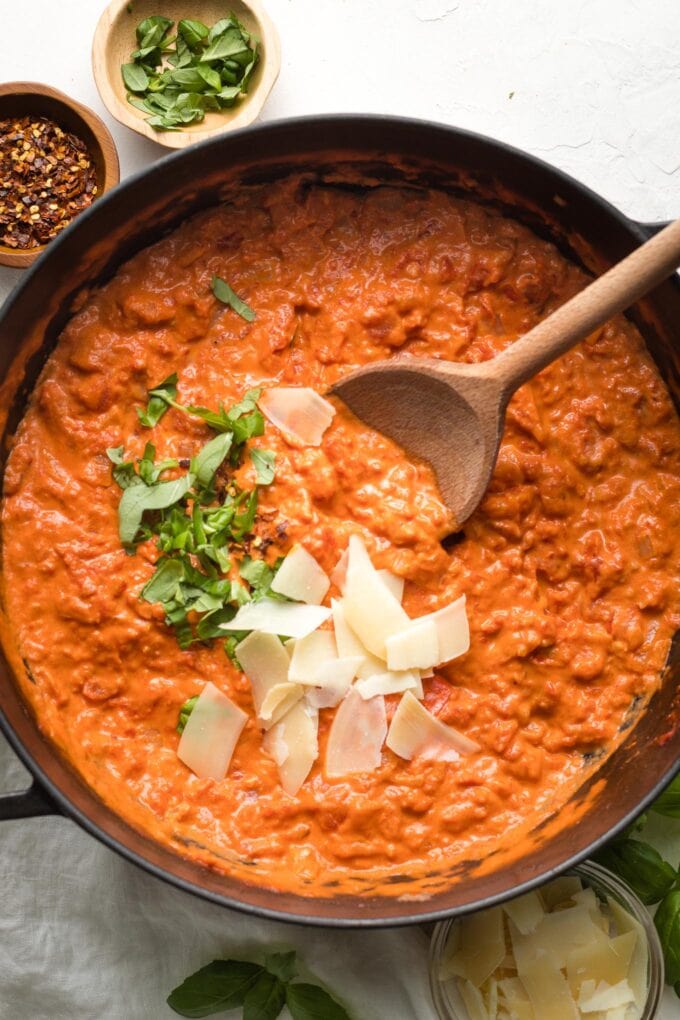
[1,2,679,1017]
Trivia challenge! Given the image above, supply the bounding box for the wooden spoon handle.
[488,217,680,396]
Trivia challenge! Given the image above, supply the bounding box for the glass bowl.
[428,860,665,1020]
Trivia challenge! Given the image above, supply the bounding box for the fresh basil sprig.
[652,774,680,818]
[594,838,676,905]
[167,951,351,1020]
[655,890,680,989]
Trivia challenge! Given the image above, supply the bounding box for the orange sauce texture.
[3,178,679,896]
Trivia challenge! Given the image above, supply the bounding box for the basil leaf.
[655,890,680,985]
[202,28,249,63]
[178,18,209,48]
[265,951,296,984]
[136,15,173,45]
[197,64,222,91]
[207,16,240,43]
[167,959,263,1017]
[176,694,199,735]
[232,489,258,541]
[241,44,259,93]
[652,774,680,818]
[122,63,149,93]
[141,558,184,604]
[119,473,193,545]
[192,432,233,489]
[251,448,275,485]
[239,556,274,593]
[594,838,677,905]
[243,971,286,1020]
[216,85,241,107]
[137,372,178,427]
[107,446,143,490]
[212,275,256,322]
[285,983,352,1020]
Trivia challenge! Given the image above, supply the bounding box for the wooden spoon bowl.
[333,219,680,527]
[92,0,281,150]
[0,82,119,269]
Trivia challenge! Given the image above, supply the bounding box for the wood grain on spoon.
[332,218,680,527]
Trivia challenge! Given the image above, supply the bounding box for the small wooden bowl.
[0,82,120,269]
[92,0,281,150]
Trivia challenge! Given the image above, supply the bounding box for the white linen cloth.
[1,735,679,1019]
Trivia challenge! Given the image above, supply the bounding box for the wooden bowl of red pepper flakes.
[0,82,120,269]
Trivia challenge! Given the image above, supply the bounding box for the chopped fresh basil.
[118,472,194,545]
[191,431,233,489]
[212,275,256,322]
[251,448,275,485]
[137,372,178,427]
[141,557,184,604]
[122,12,258,131]
[176,694,199,735]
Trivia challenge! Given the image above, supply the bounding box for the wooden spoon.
[332,218,680,527]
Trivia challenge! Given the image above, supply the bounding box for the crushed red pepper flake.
[0,115,98,250]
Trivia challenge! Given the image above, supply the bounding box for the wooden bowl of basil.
[92,0,281,149]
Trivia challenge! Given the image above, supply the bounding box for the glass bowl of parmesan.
[428,861,664,1020]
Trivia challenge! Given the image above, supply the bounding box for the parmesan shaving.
[263,700,318,796]
[354,669,420,699]
[385,618,440,671]
[177,681,247,780]
[439,877,647,1020]
[270,544,330,604]
[234,630,303,728]
[326,687,387,777]
[387,690,480,761]
[343,535,410,657]
[258,386,335,446]
[288,630,338,683]
[331,597,386,679]
[221,597,331,638]
[377,568,404,603]
[414,594,470,664]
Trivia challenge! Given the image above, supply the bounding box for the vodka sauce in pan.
[3,178,679,896]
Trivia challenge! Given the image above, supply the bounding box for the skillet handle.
[0,781,61,819]
[637,221,672,239]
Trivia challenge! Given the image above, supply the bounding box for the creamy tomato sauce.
[3,177,680,896]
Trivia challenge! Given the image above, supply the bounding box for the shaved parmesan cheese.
[304,665,356,709]
[414,594,470,664]
[331,598,386,679]
[288,630,338,683]
[566,932,636,998]
[355,669,420,699]
[270,544,330,605]
[177,681,247,780]
[606,899,646,1009]
[458,980,490,1020]
[385,618,440,671]
[441,907,506,986]
[258,386,335,446]
[577,979,634,1012]
[234,631,303,728]
[326,688,387,777]
[221,597,331,638]
[263,700,318,796]
[503,891,545,936]
[387,690,480,761]
[343,535,410,657]
[330,548,349,591]
[377,568,404,603]
[521,960,579,1020]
